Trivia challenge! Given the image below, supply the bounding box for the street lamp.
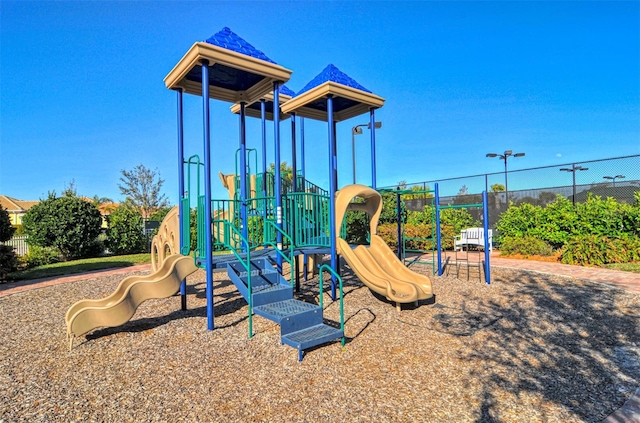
[486,150,525,202]
[603,175,625,186]
[560,164,588,205]
[352,121,382,184]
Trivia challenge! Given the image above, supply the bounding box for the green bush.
[105,205,147,255]
[23,245,62,268]
[499,236,554,257]
[22,195,103,260]
[495,194,640,258]
[0,245,18,282]
[561,234,640,266]
[0,206,18,281]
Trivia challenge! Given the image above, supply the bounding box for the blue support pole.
[261,99,267,198]
[291,113,297,192]
[300,117,306,182]
[370,108,377,190]
[202,60,215,330]
[483,190,491,284]
[240,102,248,251]
[435,183,443,276]
[177,89,187,310]
[327,95,338,299]
[396,189,402,260]
[273,82,283,270]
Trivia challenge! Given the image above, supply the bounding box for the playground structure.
[65,27,455,360]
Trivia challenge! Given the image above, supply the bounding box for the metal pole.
[273,82,283,270]
[504,155,509,205]
[327,95,338,300]
[239,102,248,251]
[483,190,491,285]
[261,99,267,198]
[291,113,297,192]
[177,89,187,310]
[370,109,377,190]
[300,117,306,183]
[572,165,577,206]
[351,129,356,184]
[201,60,214,330]
[435,183,442,276]
[396,190,402,260]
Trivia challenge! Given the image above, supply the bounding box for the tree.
[0,206,18,281]
[118,164,169,219]
[490,184,505,192]
[22,195,103,260]
[0,205,16,242]
[105,205,147,255]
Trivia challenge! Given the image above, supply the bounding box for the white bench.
[454,228,492,252]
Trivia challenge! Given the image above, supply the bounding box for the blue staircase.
[226,258,343,361]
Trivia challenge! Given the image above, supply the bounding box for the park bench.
[454,227,492,252]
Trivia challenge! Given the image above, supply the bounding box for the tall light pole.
[352,121,382,184]
[603,174,625,187]
[486,150,525,203]
[560,164,588,205]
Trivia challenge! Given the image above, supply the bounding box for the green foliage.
[0,206,16,242]
[499,236,554,257]
[379,192,405,225]
[496,193,640,265]
[0,245,18,281]
[105,205,147,255]
[440,208,477,235]
[22,195,103,260]
[23,245,62,268]
[345,210,369,244]
[561,235,640,266]
[149,207,172,223]
[490,184,505,192]
[497,194,640,250]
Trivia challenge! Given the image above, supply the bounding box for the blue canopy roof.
[296,64,371,96]
[279,84,296,97]
[205,27,277,64]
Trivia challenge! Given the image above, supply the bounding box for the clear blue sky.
[1,1,638,204]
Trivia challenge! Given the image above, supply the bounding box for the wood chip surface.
[1,263,639,422]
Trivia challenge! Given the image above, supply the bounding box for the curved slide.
[65,254,198,347]
[335,185,433,307]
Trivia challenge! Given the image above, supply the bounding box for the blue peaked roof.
[296,64,371,96]
[279,84,296,97]
[205,27,277,64]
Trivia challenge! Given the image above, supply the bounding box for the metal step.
[253,299,322,326]
[281,324,344,361]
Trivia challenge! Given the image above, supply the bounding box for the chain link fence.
[386,155,640,230]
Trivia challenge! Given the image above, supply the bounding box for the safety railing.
[222,220,253,338]
[264,220,296,286]
[318,264,345,347]
[282,192,332,247]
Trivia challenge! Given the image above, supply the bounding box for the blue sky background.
[1,1,638,204]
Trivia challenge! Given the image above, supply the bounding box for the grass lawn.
[6,254,151,282]
[602,262,640,274]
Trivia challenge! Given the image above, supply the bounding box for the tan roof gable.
[0,195,38,212]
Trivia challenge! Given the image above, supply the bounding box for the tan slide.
[66,206,198,348]
[65,254,198,348]
[335,185,433,308]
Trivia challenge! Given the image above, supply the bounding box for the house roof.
[0,195,38,212]
[164,27,292,104]
[281,64,384,122]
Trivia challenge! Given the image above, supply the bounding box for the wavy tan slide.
[65,206,198,348]
[65,254,198,348]
[335,185,433,310]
